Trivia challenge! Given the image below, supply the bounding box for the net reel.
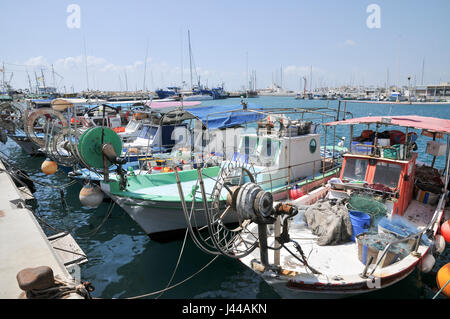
[24,107,69,148]
[175,157,284,261]
[74,126,127,187]
[44,127,84,167]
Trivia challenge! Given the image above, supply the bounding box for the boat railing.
[243,156,342,196]
[364,192,446,278]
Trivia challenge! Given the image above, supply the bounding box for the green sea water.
[2,97,448,299]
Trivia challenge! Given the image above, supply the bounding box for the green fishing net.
[348,194,388,225]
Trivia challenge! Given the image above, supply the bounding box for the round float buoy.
[79,184,104,209]
[41,159,57,175]
[434,234,446,254]
[436,263,450,298]
[441,220,450,243]
[419,253,435,273]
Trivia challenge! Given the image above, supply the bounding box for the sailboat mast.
[188,30,193,90]
[143,39,149,92]
[421,57,425,86]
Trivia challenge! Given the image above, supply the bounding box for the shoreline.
[341,100,450,105]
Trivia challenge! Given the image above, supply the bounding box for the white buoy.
[434,234,446,254]
[419,253,435,273]
[79,184,104,208]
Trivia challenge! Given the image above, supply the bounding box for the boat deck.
[242,199,437,277]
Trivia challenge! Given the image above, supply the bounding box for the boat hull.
[106,193,238,240]
[9,136,44,156]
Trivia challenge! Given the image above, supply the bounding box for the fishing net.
[347,194,388,225]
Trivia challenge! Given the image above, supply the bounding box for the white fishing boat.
[181,115,449,298]
[96,106,346,240]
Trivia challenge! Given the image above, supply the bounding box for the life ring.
[24,108,69,147]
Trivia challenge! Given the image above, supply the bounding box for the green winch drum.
[78,127,123,169]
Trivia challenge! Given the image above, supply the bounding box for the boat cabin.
[331,115,448,217]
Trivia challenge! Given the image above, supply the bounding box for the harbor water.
[2,97,449,299]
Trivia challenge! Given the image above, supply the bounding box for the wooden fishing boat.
[98,106,346,241]
[184,115,449,298]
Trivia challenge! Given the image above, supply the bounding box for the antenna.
[143,38,149,92]
[83,35,90,92]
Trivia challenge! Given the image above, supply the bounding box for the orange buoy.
[436,263,450,298]
[41,159,57,175]
[441,220,450,243]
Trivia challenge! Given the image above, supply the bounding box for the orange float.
[436,263,450,298]
[41,159,57,175]
[441,220,450,243]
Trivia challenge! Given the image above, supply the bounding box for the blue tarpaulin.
[183,104,264,130]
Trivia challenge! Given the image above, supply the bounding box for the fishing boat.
[182,115,449,298]
[96,106,346,240]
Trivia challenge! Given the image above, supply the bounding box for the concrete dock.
[0,161,85,299]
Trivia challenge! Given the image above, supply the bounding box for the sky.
[0,0,449,92]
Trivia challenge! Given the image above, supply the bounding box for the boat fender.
[419,253,435,273]
[434,234,446,254]
[441,220,450,243]
[41,158,58,175]
[79,184,104,209]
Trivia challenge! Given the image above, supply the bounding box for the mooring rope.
[126,255,219,299]
[154,228,190,299]
[23,276,94,299]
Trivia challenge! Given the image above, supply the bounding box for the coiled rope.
[23,276,94,299]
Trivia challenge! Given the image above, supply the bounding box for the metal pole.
[258,224,269,267]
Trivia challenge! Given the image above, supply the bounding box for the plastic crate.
[351,141,373,155]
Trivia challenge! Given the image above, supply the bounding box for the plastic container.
[415,186,439,205]
[152,166,163,174]
[289,185,305,200]
[376,138,390,147]
[351,141,373,155]
[349,210,371,242]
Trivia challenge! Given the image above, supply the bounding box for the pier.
[0,161,86,299]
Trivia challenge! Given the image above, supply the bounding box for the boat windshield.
[239,136,258,158]
[257,137,279,166]
[139,125,158,139]
[373,162,402,189]
[343,158,368,182]
[125,120,140,132]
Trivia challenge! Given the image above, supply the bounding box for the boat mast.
[421,57,425,86]
[83,35,90,92]
[41,69,46,93]
[188,30,193,90]
[143,38,149,93]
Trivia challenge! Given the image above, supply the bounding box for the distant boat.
[388,92,407,102]
[183,94,213,101]
[155,87,181,99]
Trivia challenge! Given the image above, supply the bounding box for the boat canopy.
[160,104,265,130]
[325,115,450,135]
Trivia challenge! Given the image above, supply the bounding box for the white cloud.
[284,65,324,76]
[344,39,357,46]
[24,56,48,67]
